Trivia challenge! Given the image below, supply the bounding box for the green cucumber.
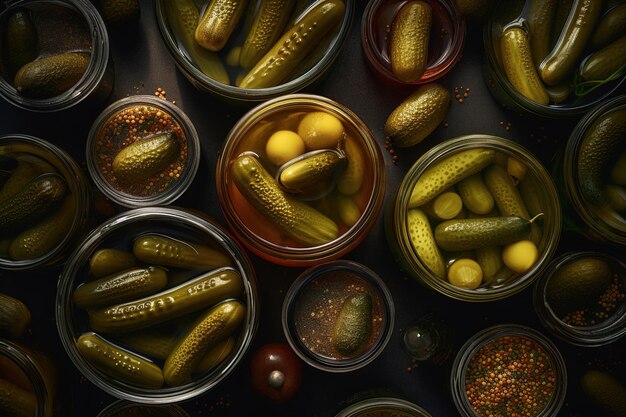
[434,216,533,251]
[332,293,373,356]
[133,234,233,270]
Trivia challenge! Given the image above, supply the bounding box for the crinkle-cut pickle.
[238,0,346,89]
[195,0,247,52]
[500,26,549,105]
[389,1,432,82]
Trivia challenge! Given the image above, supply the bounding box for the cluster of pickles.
[230,110,367,247]
[406,148,547,290]
[163,0,346,88]
[72,234,246,389]
[0,4,92,98]
[0,155,75,262]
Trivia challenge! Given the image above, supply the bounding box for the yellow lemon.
[297,111,344,150]
[265,130,305,165]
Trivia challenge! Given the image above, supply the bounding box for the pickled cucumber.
[389,1,432,82]
[0,160,38,203]
[278,150,346,192]
[14,52,90,98]
[526,0,558,66]
[0,293,31,339]
[2,7,39,79]
[457,173,495,215]
[435,215,532,251]
[0,377,37,417]
[484,164,530,219]
[89,248,137,278]
[336,135,365,195]
[133,234,233,270]
[112,131,180,183]
[100,0,140,26]
[195,0,248,52]
[579,34,626,81]
[591,3,626,49]
[581,370,626,417]
[407,208,446,278]
[332,293,372,356]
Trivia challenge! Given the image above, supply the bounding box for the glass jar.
[450,324,567,417]
[154,0,354,104]
[482,1,625,119]
[361,0,465,85]
[533,251,626,347]
[386,135,561,302]
[97,400,189,417]
[335,396,433,417]
[85,96,201,208]
[0,134,90,271]
[563,95,626,245]
[56,207,259,404]
[0,340,57,417]
[216,94,386,266]
[0,0,112,112]
[282,260,394,373]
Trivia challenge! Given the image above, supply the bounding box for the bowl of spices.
[386,135,561,302]
[154,0,354,104]
[97,400,189,417]
[0,0,112,112]
[0,134,91,271]
[216,94,386,266]
[361,0,465,85]
[451,324,567,417]
[335,396,433,417]
[563,95,626,245]
[282,260,394,373]
[483,1,626,118]
[56,207,258,404]
[86,95,200,208]
[534,251,626,347]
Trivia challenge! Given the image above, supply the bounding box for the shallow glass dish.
[155,0,354,104]
[216,94,385,266]
[0,134,90,271]
[0,0,112,112]
[451,324,567,417]
[56,207,258,404]
[282,260,394,373]
[361,0,465,85]
[86,95,201,208]
[335,396,433,417]
[386,135,561,302]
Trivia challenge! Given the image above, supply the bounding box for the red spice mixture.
[465,335,557,417]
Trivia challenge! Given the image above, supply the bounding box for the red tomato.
[250,343,303,403]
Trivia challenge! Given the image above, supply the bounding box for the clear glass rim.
[215,93,386,266]
[85,95,201,208]
[96,400,189,417]
[0,0,110,112]
[55,207,259,404]
[335,396,433,417]
[154,0,355,103]
[392,135,562,302]
[281,260,395,373]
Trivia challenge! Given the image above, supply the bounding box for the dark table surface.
[1,1,625,416]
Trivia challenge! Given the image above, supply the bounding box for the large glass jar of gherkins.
[563,95,626,245]
[56,207,259,404]
[154,0,354,103]
[0,134,91,271]
[386,135,561,302]
[483,0,626,118]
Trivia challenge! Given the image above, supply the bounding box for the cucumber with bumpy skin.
[484,164,530,218]
[195,0,248,52]
[0,377,37,417]
[0,293,30,339]
[434,215,533,251]
[133,234,233,270]
[407,208,446,278]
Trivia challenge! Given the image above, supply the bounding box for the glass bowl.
[361,0,465,85]
[154,0,354,104]
[282,260,395,373]
[386,135,561,302]
[451,324,567,417]
[216,94,385,266]
[482,1,626,118]
[0,134,91,271]
[335,396,433,417]
[563,95,626,245]
[0,340,57,417]
[97,400,189,417]
[55,207,258,404]
[0,0,112,112]
[85,95,201,208]
[534,251,626,347]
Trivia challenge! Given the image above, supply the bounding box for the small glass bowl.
[534,251,626,347]
[482,2,626,119]
[563,95,626,245]
[282,260,395,373]
[97,400,189,417]
[0,0,112,112]
[216,94,386,266]
[0,340,57,417]
[361,0,465,85]
[386,135,561,302]
[56,207,259,404]
[154,0,354,104]
[451,324,567,417]
[86,96,200,208]
[0,134,91,271]
[335,396,433,417]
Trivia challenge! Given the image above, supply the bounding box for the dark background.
[1,0,625,416]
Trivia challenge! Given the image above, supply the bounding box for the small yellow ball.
[297,111,344,150]
[265,130,305,165]
[448,258,483,289]
[502,240,538,274]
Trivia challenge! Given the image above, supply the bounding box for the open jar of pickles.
[386,135,561,302]
[56,207,258,404]
[216,94,385,266]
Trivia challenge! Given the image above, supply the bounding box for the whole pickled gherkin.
[332,293,372,356]
[2,7,39,79]
[14,52,90,98]
[434,215,533,251]
[579,35,626,81]
[591,3,626,49]
[278,149,346,192]
[133,234,233,269]
[526,0,558,66]
[89,248,137,278]
[0,293,31,339]
[112,131,180,183]
[389,1,432,82]
[0,378,36,417]
[195,0,248,52]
